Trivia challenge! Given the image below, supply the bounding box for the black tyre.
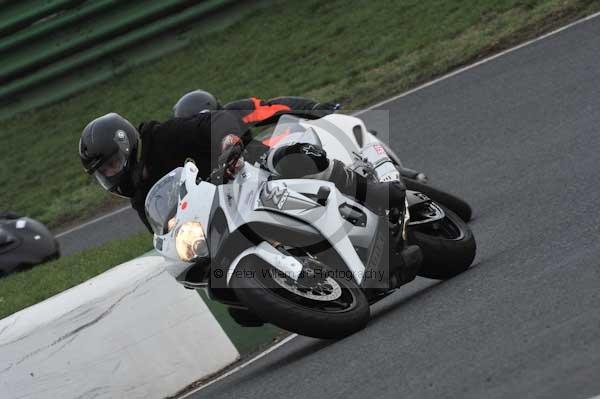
[404,178,472,222]
[230,254,370,339]
[408,205,476,279]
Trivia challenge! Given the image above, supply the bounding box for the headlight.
[175,221,208,262]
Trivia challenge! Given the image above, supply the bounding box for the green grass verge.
[1,0,599,230]
[198,290,282,355]
[0,232,152,319]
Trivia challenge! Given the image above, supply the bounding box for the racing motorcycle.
[147,114,476,339]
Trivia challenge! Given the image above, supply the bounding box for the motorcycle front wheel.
[230,251,370,339]
[408,205,476,279]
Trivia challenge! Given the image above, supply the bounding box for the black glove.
[218,138,243,165]
[214,142,244,182]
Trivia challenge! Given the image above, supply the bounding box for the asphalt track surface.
[185,15,600,399]
[59,14,600,399]
[56,206,146,256]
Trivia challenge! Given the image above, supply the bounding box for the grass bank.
[0,232,152,319]
[1,0,598,230]
[0,232,282,354]
[198,290,283,355]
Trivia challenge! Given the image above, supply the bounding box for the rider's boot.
[393,244,422,286]
[389,206,422,287]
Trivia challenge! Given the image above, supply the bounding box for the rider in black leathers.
[78,92,406,232]
[79,92,416,330]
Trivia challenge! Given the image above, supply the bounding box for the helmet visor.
[99,151,126,177]
[93,151,128,191]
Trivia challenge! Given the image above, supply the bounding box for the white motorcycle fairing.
[150,113,394,290]
[297,114,386,164]
[153,160,377,287]
[224,178,372,285]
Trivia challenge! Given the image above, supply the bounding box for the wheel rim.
[408,202,446,225]
[433,218,463,240]
[412,214,464,240]
[258,247,359,313]
[271,267,343,301]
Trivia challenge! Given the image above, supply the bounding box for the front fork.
[389,198,411,242]
[388,198,421,288]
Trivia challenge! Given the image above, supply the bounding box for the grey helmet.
[173,90,221,118]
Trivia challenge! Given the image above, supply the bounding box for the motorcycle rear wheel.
[408,205,476,279]
[377,140,473,222]
[404,178,473,222]
[230,253,370,339]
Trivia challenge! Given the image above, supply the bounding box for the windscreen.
[260,115,322,149]
[145,168,183,235]
[257,114,359,166]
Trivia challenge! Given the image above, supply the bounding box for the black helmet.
[173,89,221,118]
[79,113,140,198]
[268,142,330,178]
